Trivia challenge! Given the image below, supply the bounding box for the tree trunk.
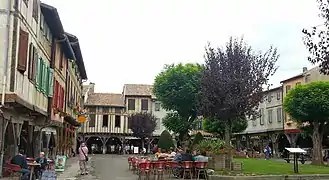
[312,122,324,165]
[224,120,232,170]
[142,138,145,149]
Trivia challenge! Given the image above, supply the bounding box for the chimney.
[302,67,307,73]
[89,82,95,93]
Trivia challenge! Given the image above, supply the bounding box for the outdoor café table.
[27,162,41,180]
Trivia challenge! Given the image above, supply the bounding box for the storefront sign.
[55,155,67,172]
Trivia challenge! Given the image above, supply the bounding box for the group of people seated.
[10,149,49,180]
[154,147,209,178]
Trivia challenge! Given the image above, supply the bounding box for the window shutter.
[32,47,37,82]
[57,84,61,110]
[48,68,54,97]
[35,58,41,91]
[17,29,29,73]
[27,43,33,80]
[53,80,58,108]
[59,86,64,110]
[44,64,49,95]
[40,59,45,93]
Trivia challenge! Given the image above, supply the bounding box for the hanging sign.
[77,115,87,123]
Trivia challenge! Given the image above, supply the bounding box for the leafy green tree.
[284,82,329,165]
[153,63,203,145]
[203,118,248,138]
[158,130,175,151]
[200,37,278,168]
[192,132,204,148]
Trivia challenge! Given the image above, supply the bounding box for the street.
[58,154,135,180]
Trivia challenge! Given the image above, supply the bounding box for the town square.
[1,0,329,179]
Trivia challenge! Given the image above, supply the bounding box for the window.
[155,102,161,111]
[89,114,96,127]
[285,85,291,93]
[88,107,96,113]
[276,92,281,100]
[128,99,135,110]
[32,0,38,21]
[18,29,29,73]
[260,108,264,125]
[268,109,273,123]
[102,115,108,127]
[267,93,272,102]
[141,99,148,111]
[277,108,282,122]
[28,43,33,80]
[115,115,121,128]
[155,118,160,130]
[115,108,121,114]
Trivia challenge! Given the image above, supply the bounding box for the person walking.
[78,142,89,175]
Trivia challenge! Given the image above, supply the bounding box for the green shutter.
[40,60,45,93]
[44,64,49,95]
[48,68,54,97]
[35,58,41,91]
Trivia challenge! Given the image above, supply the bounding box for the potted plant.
[197,139,227,170]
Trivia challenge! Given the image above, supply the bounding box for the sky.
[42,0,323,93]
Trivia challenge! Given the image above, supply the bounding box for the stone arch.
[85,136,103,154]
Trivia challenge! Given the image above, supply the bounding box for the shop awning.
[64,116,81,127]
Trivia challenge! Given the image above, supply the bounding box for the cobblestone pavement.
[57,154,135,180]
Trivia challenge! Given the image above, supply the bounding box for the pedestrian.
[78,142,89,175]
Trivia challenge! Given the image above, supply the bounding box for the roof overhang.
[40,3,76,60]
[65,32,88,80]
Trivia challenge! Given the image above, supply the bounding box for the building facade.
[282,66,329,147]
[0,0,53,162]
[238,87,284,155]
[78,84,170,154]
[0,1,87,173]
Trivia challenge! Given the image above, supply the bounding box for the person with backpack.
[78,142,89,175]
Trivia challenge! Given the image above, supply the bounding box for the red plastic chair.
[138,162,151,180]
[181,161,194,179]
[167,161,179,178]
[195,162,208,179]
[151,161,166,180]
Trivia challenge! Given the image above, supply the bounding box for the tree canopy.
[203,118,248,138]
[128,112,157,140]
[283,82,329,165]
[153,63,203,142]
[200,37,278,167]
[302,0,329,75]
[158,130,175,151]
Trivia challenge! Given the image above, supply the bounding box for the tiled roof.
[123,84,156,98]
[85,93,124,107]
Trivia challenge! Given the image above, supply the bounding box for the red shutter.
[58,85,62,110]
[60,86,65,110]
[53,80,58,108]
[17,29,29,73]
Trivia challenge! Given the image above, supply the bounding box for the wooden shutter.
[32,47,37,82]
[17,29,29,73]
[44,64,49,95]
[39,59,44,92]
[48,68,54,97]
[53,80,58,108]
[27,43,33,80]
[35,58,41,90]
[59,86,64,110]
